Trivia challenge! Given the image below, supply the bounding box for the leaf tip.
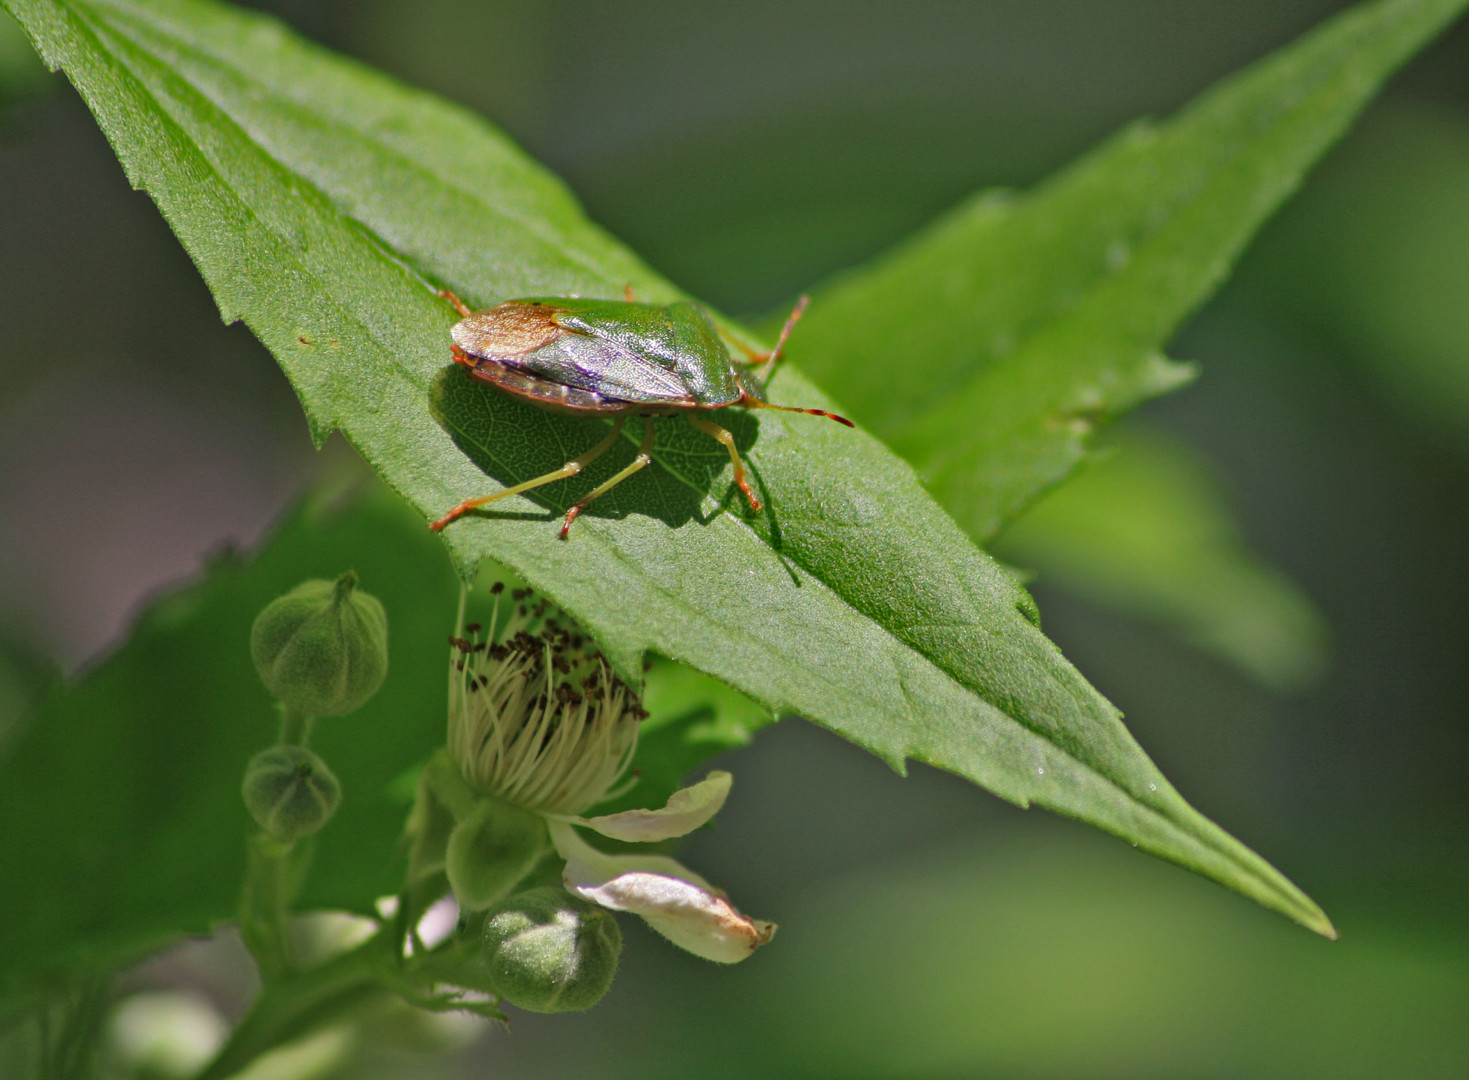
[1273,881,1336,940]
[1305,908,1339,941]
[305,414,336,450]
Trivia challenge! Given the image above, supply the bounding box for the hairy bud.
[242,745,340,841]
[481,887,622,1013]
[251,572,388,717]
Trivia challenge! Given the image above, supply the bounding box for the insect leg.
[687,414,762,513]
[437,288,474,317]
[559,418,657,539]
[429,417,627,531]
[732,296,810,375]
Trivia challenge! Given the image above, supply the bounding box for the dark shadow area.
[430,364,746,533]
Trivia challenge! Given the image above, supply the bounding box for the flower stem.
[237,832,310,983]
[193,929,391,1080]
[278,703,313,746]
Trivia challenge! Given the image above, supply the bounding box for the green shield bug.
[431,288,853,537]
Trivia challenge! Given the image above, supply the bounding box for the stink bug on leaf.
[431,288,853,537]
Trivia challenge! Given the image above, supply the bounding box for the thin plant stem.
[237,832,310,983]
[277,704,313,747]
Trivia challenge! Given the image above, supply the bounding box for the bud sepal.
[445,794,550,912]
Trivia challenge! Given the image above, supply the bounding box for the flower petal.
[548,821,775,964]
[578,771,732,842]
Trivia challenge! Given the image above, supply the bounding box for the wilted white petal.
[577,771,732,842]
[548,821,775,964]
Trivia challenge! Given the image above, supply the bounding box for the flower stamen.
[448,585,643,815]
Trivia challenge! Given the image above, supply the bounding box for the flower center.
[448,584,645,814]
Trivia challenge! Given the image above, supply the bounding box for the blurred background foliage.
[1,1,1467,1077]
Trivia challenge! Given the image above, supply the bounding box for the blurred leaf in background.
[792,0,1464,543]
[1251,99,1469,446]
[568,825,1469,1080]
[0,631,54,753]
[995,425,1329,692]
[0,489,456,991]
[0,8,46,111]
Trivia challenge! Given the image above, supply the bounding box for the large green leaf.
[792,0,1468,541]
[4,0,1333,935]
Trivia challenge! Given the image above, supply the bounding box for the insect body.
[431,290,852,537]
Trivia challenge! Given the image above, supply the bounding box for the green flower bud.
[251,572,388,717]
[481,887,621,1013]
[445,795,550,911]
[242,746,341,841]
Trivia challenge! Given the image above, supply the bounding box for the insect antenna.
[731,295,853,425]
[749,401,855,427]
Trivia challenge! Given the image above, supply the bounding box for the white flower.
[447,586,775,964]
